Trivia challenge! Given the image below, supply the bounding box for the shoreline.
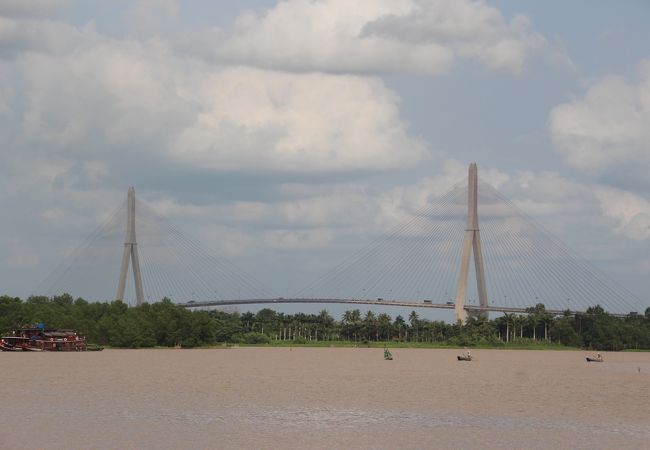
[97,341,595,351]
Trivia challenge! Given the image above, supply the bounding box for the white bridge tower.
[454,163,489,323]
[116,187,145,306]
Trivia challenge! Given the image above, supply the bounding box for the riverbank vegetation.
[1,295,649,350]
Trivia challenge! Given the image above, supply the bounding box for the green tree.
[408,311,419,342]
[394,315,406,340]
[363,310,377,340]
[377,313,392,341]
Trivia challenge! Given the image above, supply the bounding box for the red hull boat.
[1,328,86,352]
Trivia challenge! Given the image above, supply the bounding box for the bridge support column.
[454,163,489,324]
[116,187,145,306]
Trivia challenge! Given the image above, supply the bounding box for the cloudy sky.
[1,0,649,317]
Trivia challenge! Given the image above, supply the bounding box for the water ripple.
[36,406,650,438]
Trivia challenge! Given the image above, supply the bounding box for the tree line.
[1,295,649,350]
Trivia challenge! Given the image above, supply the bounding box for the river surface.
[1,348,649,449]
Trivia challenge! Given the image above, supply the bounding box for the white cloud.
[504,170,594,216]
[142,161,504,249]
[378,163,648,247]
[0,16,98,58]
[263,228,335,250]
[0,237,40,268]
[9,30,426,174]
[141,160,643,259]
[17,38,191,155]
[184,0,547,75]
[0,0,70,18]
[361,0,546,74]
[122,0,181,36]
[172,67,427,172]
[549,59,650,178]
[193,224,257,259]
[376,160,510,226]
[595,187,650,241]
[145,183,378,231]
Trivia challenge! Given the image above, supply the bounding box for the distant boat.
[457,352,472,361]
[383,348,393,360]
[586,354,603,363]
[1,327,87,352]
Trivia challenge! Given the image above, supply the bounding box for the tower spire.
[116,187,145,306]
[454,163,488,323]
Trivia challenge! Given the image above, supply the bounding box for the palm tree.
[377,313,392,341]
[350,309,362,341]
[394,315,406,340]
[342,310,354,340]
[502,313,515,343]
[512,315,524,340]
[317,309,334,340]
[241,312,255,332]
[540,313,553,341]
[363,310,376,341]
[527,314,539,340]
[409,311,419,342]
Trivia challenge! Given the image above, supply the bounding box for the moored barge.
[0,327,86,352]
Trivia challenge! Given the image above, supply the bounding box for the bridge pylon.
[115,187,145,306]
[454,163,489,323]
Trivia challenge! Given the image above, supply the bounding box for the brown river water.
[1,348,649,449]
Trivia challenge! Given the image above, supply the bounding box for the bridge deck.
[176,298,627,317]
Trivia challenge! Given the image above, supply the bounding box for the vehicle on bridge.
[423,300,432,304]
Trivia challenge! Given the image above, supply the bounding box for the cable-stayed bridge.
[37,164,645,322]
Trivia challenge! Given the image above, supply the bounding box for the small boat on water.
[384,348,393,360]
[457,351,472,361]
[1,327,87,352]
[586,353,603,363]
